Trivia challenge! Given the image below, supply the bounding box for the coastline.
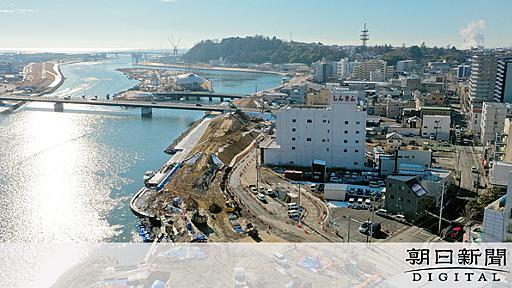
[139,61,287,77]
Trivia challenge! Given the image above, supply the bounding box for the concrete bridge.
[0,95,233,117]
[153,91,245,102]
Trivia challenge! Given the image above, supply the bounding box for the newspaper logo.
[405,248,509,283]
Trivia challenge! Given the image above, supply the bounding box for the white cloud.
[0,8,37,14]
[161,0,176,2]
[459,20,486,49]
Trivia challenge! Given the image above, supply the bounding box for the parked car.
[256,193,267,202]
[359,221,381,236]
[250,186,258,194]
[445,226,464,242]
[375,209,387,217]
[287,203,299,210]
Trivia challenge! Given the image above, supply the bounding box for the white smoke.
[459,20,486,49]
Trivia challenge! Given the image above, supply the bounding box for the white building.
[421,115,451,140]
[483,172,512,242]
[490,161,512,189]
[263,88,366,169]
[396,60,415,73]
[336,58,349,80]
[480,102,508,145]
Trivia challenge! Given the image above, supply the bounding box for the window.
[307,119,312,123]
[354,162,358,166]
[345,121,349,125]
[390,195,395,199]
[321,139,325,142]
[322,119,327,123]
[327,129,330,133]
[356,121,360,125]
[306,138,312,141]
[291,146,296,150]
[344,130,348,134]
[292,128,296,132]
[327,148,329,152]
[344,140,348,143]
[355,150,359,153]
[356,131,360,134]
[344,149,347,152]
[355,140,359,143]
[292,137,296,141]
[292,119,296,123]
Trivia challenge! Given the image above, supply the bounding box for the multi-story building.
[312,60,337,83]
[480,102,508,146]
[263,88,366,169]
[468,53,498,134]
[396,60,415,73]
[469,54,498,105]
[352,59,387,81]
[336,58,349,80]
[482,172,512,242]
[457,64,471,79]
[421,115,451,140]
[494,56,512,104]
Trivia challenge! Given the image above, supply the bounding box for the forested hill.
[183,35,467,65]
[183,36,347,64]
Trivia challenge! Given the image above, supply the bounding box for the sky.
[0,0,510,51]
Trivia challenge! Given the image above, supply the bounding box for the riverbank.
[140,61,287,77]
[130,114,214,219]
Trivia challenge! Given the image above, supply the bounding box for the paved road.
[228,146,333,242]
[456,145,487,194]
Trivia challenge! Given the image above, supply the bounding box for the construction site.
[130,97,343,243]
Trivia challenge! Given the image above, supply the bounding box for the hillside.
[183,35,347,64]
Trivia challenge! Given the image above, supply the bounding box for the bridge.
[153,91,245,102]
[0,95,234,117]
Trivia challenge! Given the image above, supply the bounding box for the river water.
[0,55,281,243]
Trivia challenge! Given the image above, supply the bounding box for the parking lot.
[328,207,439,243]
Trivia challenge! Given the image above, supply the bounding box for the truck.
[192,208,207,224]
[245,222,259,238]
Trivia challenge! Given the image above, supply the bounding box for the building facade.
[352,59,387,81]
[263,88,366,169]
[421,115,451,140]
[482,172,512,242]
[480,102,508,146]
[384,175,432,222]
[494,57,512,104]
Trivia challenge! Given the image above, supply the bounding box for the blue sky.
[0,0,510,51]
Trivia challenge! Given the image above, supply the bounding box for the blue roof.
[313,159,327,166]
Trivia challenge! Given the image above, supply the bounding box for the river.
[0,55,281,243]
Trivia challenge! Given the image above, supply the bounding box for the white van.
[287,203,299,210]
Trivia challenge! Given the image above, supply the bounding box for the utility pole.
[347,215,351,243]
[438,182,445,236]
[255,139,260,193]
[368,196,376,242]
[297,183,302,227]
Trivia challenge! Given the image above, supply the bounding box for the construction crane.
[168,36,181,56]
